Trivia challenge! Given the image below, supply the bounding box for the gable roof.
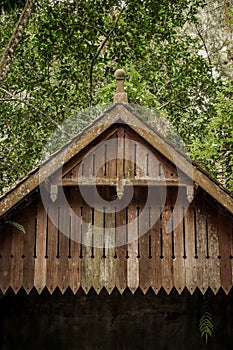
[0,102,233,218]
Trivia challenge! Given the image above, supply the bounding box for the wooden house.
[0,70,232,349]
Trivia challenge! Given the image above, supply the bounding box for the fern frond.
[199,302,214,343]
[6,220,26,233]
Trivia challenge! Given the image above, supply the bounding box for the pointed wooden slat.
[184,203,197,295]
[34,198,47,294]
[92,207,105,294]
[114,207,127,294]
[161,189,174,294]
[22,204,36,294]
[148,192,164,295]
[208,207,221,294]
[196,206,209,294]
[57,203,70,294]
[9,211,24,293]
[0,220,13,293]
[218,211,232,294]
[138,188,151,293]
[138,225,150,293]
[150,217,162,295]
[127,239,139,294]
[80,202,94,293]
[68,187,81,294]
[86,188,107,293]
[173,203,185,294]
[101,189,117,294]
[127,191,139,294]
[46,203,59,294]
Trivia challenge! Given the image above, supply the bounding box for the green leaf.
[6,220,26,233]
[199,301,214,343]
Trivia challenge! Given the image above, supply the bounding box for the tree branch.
[157,98,174,110]
[194,23,212,66]
[156,76,181,96]
[0,0,36,83]
[0,87,68,136]
[89,6,127,106]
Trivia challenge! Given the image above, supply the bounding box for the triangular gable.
[0,103,232,218]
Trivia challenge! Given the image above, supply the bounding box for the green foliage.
[6,220,26,233]
[190,81,233,191]
[0,0,232,193]
[199,300,214,343]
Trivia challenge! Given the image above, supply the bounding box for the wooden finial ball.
[114,69,126,80]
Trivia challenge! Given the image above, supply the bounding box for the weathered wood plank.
[105,133,117,179]
[22,204,36,294]
[102,196,116,294]
[149,190,164,294]
[115,207,127,294]
[9,211,24,293]
[68,187,81,294]
[196,206,209,294]
[92,206,104,294]
[127,202,139,294]
[208,209,221,294]
[62,178,183,187]
[127,238,139,294]
[46,204,59,294]
[218,211,232,294]
[150,210,162,294]
[57,203,70,294]
[138,209,150,294]
[80,202,94,293]
[124,131,134,178]
[173,204,185,294]
[0,222,13,293]
[117,127,124,180]
[137,187,150,293]
[184,203,197,294]
[34,198,47,293]
[161,192,174,294]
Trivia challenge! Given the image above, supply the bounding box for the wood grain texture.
[173,205,185,294]
[21,204,36,294]
[0,122,233,295]
[196,205,209,294]
[34,198,47,293]
[127,203,139,293]
[9,213,24,293]
[184,204,198,294]
[218,211,232,294]
[68,187,81,294]
[114,207,127,294]
[0,220,13,293]
[46,204,59,294]
[205,201,221,294]
[161,189,174,294]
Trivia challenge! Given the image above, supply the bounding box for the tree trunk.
[0,0,36,83]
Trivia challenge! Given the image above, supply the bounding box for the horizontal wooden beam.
[61,177,188,187]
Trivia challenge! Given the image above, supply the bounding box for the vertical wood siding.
[0,125,232,295]
[0,189,232,295]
